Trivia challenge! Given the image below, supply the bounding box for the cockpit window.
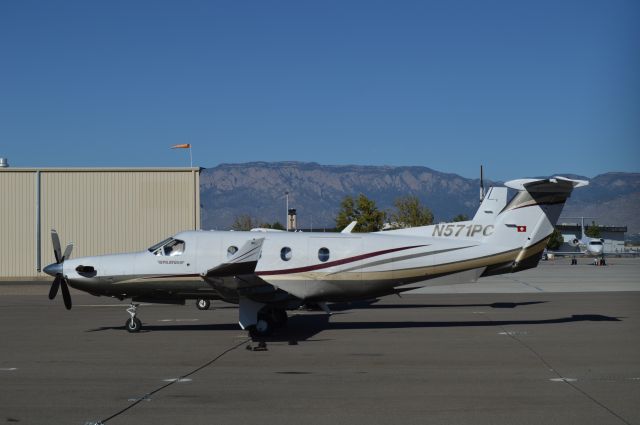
[164,239,185,256]
[148,238,186,256]
[148,238,173,253]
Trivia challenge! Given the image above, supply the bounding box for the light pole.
[285,191,289,231]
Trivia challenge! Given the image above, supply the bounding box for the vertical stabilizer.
[472,186,508,223]
[482,177,588,276]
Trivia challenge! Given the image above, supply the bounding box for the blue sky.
[1,0,638,180]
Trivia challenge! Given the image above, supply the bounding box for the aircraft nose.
[43,263,62,277]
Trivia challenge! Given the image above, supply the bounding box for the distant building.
[1,166,200,279]
[556,223,626,254]
[288,208,297,231]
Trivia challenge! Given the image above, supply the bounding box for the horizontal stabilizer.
[505,176,588,191]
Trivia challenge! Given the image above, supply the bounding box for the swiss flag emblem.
[517,225,527,232]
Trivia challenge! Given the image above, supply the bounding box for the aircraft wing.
[551,250,638,257]
[549,250,587,255]
[206,237,265,277]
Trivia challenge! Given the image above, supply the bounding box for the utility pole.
[285,191,289,231]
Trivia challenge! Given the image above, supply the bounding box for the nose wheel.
[196,298,211,310]
[125,303,143,333]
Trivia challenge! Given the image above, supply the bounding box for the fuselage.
[584,239,604,256]
[59,221,544,304]
[42,176,589,334]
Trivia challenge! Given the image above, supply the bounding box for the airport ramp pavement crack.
[86,337,251,425]
[489,313,633,425]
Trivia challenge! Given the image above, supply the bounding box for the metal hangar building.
[556,223,627,254]
[0,166,200,280]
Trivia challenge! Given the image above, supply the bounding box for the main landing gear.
[248,308,289,338]
[196,298,211,310]
[125,303,143,333]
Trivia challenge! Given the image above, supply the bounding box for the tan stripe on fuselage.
[266,237,549,283]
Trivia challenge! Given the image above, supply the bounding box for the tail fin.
[472,186,508,223]
[482,176,588,275]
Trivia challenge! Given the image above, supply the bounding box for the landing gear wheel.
[196,299,211,310]
[249,315,274,338]
[126,317,142,333]
[270,309,288,328]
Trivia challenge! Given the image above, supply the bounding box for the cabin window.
[227,245,238,259]
[318,247,330,262]
[280,247,292,261]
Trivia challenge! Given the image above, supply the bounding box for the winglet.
[553,176,589,188]
[341,221,357,234]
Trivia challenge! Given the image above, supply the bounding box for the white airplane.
[44,176,587,336]
[552,217,604,260]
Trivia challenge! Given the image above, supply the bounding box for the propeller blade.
[62,243,73,262]
[60,279,72,310]
[48,275,61,300]
[51,230,62,264]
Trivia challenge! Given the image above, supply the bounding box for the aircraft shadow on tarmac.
[86,309,621,344]
[323,299,549,311]
[255,312,621,343]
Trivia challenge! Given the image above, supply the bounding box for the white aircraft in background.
[44,176,587,336]
[552,217,604,261]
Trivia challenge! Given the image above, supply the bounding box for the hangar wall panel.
[0,171,36,276]
[1,168,200,278]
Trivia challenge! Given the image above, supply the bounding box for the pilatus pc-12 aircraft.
[44,176,587,336]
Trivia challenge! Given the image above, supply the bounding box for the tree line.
[231,194,467,232]
[231,195,599,252]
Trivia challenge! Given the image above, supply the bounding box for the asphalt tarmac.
[1,259,639,425]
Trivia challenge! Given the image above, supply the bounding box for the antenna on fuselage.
[479,165,485,204]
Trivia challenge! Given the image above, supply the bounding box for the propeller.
[44,229,73,310]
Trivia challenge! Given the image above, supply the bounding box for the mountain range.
[199,162,640,236]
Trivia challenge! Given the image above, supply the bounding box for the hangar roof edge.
[0,167,201,172]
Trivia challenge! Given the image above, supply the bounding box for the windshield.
[148,238,173,252]
[148,238,186,256]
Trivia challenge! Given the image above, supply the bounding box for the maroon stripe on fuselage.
[140,274,201,280]
[256,245,427,276]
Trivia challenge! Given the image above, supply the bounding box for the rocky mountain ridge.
[199,162,640,235]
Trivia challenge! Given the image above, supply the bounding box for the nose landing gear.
[125,303,142,333]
